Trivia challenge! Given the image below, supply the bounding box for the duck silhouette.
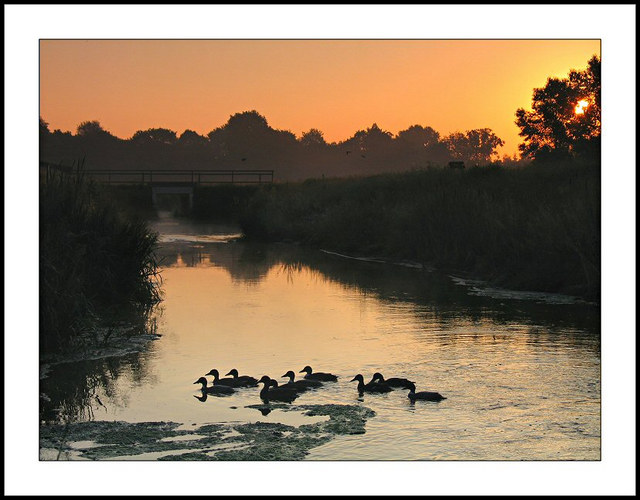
[258,376,298,403]
[300,365,338,382]
[350,374,392,394]
[193,377,235,396]
[372,372,415,389]
[205,369,237,387]
[406,382,446,402]
[225,369,259,387]
[281,370,322,391]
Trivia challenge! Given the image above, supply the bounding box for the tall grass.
[40,166,161,354]
[239,161,600,300]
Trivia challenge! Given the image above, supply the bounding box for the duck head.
[372,372,384,382]
[270,379,280,388]
[350,374,364,383]
[406,382,416,393]
[258,375,272,386]
[225,369,239,378]
[299,366,313,374]
[282,370,296,381]
[205,369,220,379]
[194,377,208,386]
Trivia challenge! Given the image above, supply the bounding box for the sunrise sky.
[39,39,600,157]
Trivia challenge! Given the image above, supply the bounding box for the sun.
[575,99,589,115]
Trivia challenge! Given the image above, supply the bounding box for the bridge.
[40,163,274,208]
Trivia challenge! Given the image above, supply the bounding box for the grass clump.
[238,161,600,300]
[40,165,161,354]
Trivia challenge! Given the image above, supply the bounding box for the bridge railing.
[39,163,274,185]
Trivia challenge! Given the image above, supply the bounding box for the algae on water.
[39,403,375,461]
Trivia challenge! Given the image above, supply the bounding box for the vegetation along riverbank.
[232,159,600,301]
[40,165,161,357]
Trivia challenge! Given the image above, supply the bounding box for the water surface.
[41,214,600,460]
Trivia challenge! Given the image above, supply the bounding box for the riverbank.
[236,161,600,300]
[40,167,161,355]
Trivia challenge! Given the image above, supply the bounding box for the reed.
[40,163,161,353]
[239,161,600,300]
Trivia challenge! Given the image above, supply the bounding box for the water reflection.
[40,309,159,425]
[42,219,600,459]
[155,238,600,339]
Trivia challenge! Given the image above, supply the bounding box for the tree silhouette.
[131,128,178,145]
[178,129,208,147]
[39,116,50,155]
[396,125,440,150]
[299,128,327,148]
[344,123,393,155]
[443,129,504,164]
[515,55,601,161]
[76,120,114,138]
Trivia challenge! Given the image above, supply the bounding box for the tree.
[343,123,393,155]
[39,117,50,155]
[178,129,208,147]
[396,125,440,150]
[76,120,114,138]
[131,128,178,145]
[299,128,327,148]
[39,116,50,136]
[515,55,601,161]
[443,129,504,164]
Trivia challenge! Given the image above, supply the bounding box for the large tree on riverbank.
[515,55,601,162]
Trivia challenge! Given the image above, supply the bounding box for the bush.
[239,162,600,299]
[40,166,161,353]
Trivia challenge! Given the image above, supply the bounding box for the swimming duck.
[300,365,338,382]
[205,369,237,387]
[225,369,259,387]
[193,377,235,395]
[281,370,322,391]
[350,374,392,393]
[372,372,415,389]
[406,382,446,402]
[258,376,299,403]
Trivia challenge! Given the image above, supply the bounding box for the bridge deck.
[40,163,274,185]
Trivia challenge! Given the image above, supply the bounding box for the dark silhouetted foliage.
[41,111,510,181]
[515,55,601,162]
[240,161,600,300]
[40,165,161,353]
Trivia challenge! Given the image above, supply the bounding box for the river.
[40,213,601,460]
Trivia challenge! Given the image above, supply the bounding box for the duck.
[225,369,259,387]
[258,376,298,403]
[299,365,338,382]
[193,377,235,395]
[350,374,392,393]
[372,372,415,389]
[205,369,237,387]
[281,370,323,391]
[406,382,446,402]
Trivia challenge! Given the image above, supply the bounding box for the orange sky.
[40,39,600,157]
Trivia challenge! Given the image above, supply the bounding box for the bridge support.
[151,185,194,209]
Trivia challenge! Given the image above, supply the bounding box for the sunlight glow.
[575,99,589,115]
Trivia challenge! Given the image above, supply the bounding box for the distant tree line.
[40,55,600,180]
[40,111,509,182]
